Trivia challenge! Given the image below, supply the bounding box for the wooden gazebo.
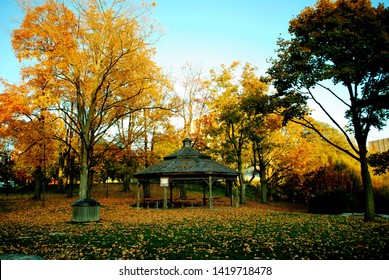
[133,138,240,209]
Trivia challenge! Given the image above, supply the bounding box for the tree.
[11,0,168,200]
[273,120,360,203]
[240,65,282,203]
[204,62,277,203]
[0,76,60,200]
[268,0,388,221]
[205,62,250,203]
[176,63,209,140]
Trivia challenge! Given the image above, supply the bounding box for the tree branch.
[306,88,359,154]
[291,117,359,161]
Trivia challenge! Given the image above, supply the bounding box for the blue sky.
[0,0,388,141]
[153,0,320,73]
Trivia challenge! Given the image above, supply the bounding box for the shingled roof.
[133,138,239,180]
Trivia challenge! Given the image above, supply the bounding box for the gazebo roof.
[133,138,239,180]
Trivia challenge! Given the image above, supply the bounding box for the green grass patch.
[1,210,388,260]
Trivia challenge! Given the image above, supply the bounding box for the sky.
[0,0,388,142]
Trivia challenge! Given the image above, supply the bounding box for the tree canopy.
[7,0,171,199]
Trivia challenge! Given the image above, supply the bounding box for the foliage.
[368,151,389,175]
[202,62,283,204]
[0,150,14,183]
[267,120,360,204]
[1,189,388,260]
[7,0,172,200]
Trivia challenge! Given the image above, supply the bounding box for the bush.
[375,186,389,214]
[309,187,389,215]
[308,189,362,214]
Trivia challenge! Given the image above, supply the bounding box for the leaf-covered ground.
[1,188,388,260]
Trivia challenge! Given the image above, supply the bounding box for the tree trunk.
[79,145,89,200]
[57,152,65,193]
[33,166,43,200]
[239,174,246,204]
[360,151,375,222]
[237,152,246,204]
[67,153,75,198]
[122,172,130,192]
[259,155,268,204]
[88,169,94,197]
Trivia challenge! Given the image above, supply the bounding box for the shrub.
[375,186,389,214]
[309,187,389,215]
[308,189,362,214]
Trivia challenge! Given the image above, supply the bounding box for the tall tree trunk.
[67,153,75,198]
[79,144,89,200]
[237,151,246,204]
[360,148,375,222]
[122,172,130,192]
[57,152,65,193]
[33,166,43,200]
[352,104,375,222]
[88,169,94,197]
[259,153,268,204]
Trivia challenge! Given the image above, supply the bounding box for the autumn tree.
[176,63,209,141]
[272,120,359,203]
[204,62,278,203]
[11,0,169,200]
[204,62,250,203]
[268,0,388,221]
[0,74,61,200]
[116,92,175,191]
[240,64,283,203]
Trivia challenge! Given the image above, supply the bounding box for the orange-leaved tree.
[0,77,61,199]
[11,0,168,200]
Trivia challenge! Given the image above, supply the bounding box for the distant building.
[369,138,389,153]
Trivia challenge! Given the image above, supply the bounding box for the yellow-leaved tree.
[11,0,168,200]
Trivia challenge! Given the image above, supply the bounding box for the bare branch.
[316,82,350,107]
[291,117,359,161]
[306,88,359,154]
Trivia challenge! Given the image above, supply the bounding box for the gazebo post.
[163,186,168,209]
[136,181,141,209]
[209,175,213,210]
[230,180,234,207]
[235,181,240,208]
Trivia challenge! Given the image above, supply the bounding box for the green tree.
[268,0,388,221]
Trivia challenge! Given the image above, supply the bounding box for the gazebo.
[133,138,240,209]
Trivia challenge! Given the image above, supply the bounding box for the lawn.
[1,184,388,260]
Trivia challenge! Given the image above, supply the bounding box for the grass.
[0,184,388,260]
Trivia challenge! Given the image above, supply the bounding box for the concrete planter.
[72,198,100,222]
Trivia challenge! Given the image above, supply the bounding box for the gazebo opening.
[133,138,240,209]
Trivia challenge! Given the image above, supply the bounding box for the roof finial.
[183,138,192,148]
